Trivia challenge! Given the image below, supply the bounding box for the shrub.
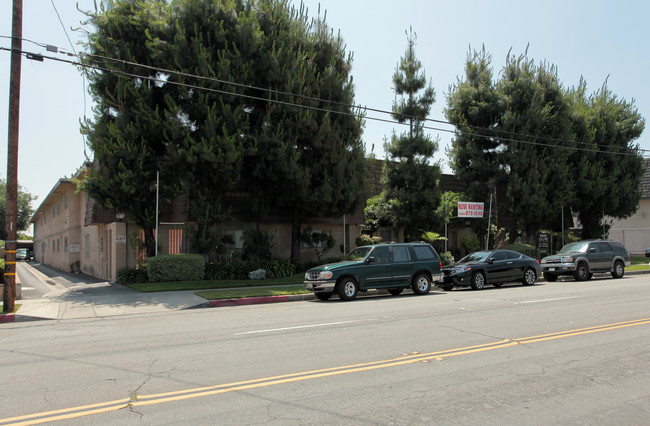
[508,243,536,258]
[205,258,297,280]
[148,254,205,283]
[116,268,149,284]
[440,251,455,265]
[355,234,382,247]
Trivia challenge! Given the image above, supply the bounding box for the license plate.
[306,283,314,291]
[548,268,556,271]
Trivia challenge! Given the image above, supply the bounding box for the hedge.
[148,254,205,283]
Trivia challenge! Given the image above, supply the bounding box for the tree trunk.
[144,223,157,259]
[291,210,301,264]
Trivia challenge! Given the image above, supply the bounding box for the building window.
[168,228,184,254]
[223,231,244,249]
[64,237,68,252]
[64,194,69,209]
[57,239,60,252]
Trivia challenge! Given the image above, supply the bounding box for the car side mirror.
[366,256,376,264]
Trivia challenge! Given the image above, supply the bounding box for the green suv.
[304,242,443,301]
[540,240,631,282]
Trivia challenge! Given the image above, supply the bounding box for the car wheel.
[388,288,404,296]
[611,261,625,279]
[545,272,557,282]
[315,292,332,301]
[337,278,358,301]
[440,285,453,291]
[470,272,486,290]
[492,283,503,288]
[411,274,431,295]
[573,262,590,281]
[522,267,536,286]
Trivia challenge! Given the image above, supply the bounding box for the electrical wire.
[49,0,90,160]
[0,39,648,158]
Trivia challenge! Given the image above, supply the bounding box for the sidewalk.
[1,262,212,323]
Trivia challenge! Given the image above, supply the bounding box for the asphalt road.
[1,274,649,425]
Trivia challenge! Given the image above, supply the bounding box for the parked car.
[437,249,541,291]
[645,247,650,258]
[540,240,630,282]
[304,242,443,301]
[16,248,31,261]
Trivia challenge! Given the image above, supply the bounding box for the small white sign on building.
[116,236,127,244]
[69,244,80,253]
[458,202,484,218]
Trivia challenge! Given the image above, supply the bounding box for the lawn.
[196,285,308,300]
[126,273,305,292]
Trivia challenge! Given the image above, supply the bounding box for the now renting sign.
[458,202,484,218]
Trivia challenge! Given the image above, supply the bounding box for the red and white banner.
[458,201,484,218]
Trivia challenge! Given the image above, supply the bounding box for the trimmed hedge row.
[148,254,205,282]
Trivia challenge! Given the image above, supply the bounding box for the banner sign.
[458,202,484,218]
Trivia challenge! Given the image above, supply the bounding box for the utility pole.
[4,0,22,313]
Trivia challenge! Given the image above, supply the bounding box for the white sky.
[1,0,649,209]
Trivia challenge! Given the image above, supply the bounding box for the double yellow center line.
[2,317,650,425]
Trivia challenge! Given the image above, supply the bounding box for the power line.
[1,40,648,158]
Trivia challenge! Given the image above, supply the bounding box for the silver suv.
[541,240,630,282]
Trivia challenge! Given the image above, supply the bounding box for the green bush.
[508,243,536,258]
[116,268,149,284]
[148,254,205,283]
[356,234,382,247]
[205,259,296,280]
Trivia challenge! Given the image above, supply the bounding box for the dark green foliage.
[148,254,205,282]
[204,258,295,280]
[507,243,536,258]
[242,226,274,261]
[116,268,149,284]
[566,81,645,238]
[0,178,35,240]
[301,227,335,261]
[355,234,383,247]
[446,47,645,241]
[81,0,366,262]
[383,29,442,241]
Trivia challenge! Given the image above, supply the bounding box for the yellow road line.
[2,317,649,425]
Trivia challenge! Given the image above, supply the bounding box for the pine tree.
[383,29,441,241]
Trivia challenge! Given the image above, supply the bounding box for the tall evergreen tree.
[383,29,441,241]
[243,1,366,263]
[567,82,645,238]
[81,0,184,258]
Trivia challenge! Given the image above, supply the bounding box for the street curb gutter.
[0,313,15,323]
[209,293,315,307]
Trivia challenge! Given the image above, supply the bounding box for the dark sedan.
[437,249,541,291]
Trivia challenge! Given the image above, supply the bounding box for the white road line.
[234,320,368,335]
[517,296,580,304]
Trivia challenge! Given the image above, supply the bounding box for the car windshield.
[345,247,372,261]
[558,242,589,253]
[457,251,491,264]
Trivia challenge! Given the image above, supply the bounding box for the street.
[1,274,650,425]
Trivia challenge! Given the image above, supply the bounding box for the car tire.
[315,292,332,301]
[388,288,404,296]
[411,274,431,295]
[611,260,625,279]
[440,285,453,291]
[470,272,486,290]
[573,262,590,281]
[545,272,557,282]
[337,278,358,301]
[522,267,536,286]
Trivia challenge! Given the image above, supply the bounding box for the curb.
[209,293,315,307]
[0,313,15,323]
